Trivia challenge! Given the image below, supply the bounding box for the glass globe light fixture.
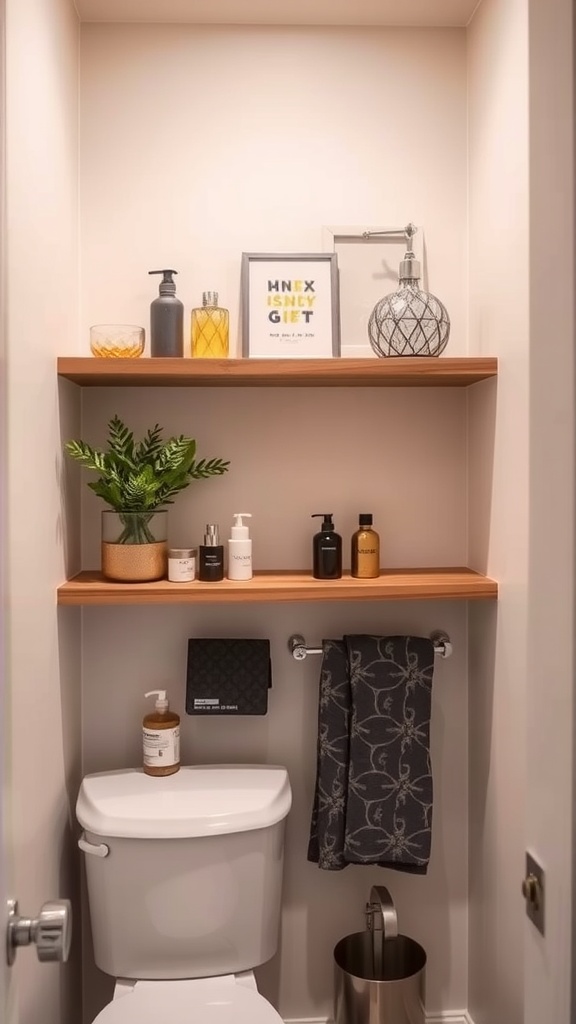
[368,225,450,357]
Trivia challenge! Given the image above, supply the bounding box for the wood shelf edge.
[57,356,498,387]
[57,568,498,606]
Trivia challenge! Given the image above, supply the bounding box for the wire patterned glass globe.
[368,282,450,357]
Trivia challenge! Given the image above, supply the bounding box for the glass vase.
[368,282,450,358]
[101,511,168,582]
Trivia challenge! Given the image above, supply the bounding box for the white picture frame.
[322,226,424,358]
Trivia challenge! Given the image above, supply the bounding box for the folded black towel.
[186,638,271,716]
[308,635,435,874]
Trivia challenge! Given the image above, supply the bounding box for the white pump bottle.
[227,513,253,581]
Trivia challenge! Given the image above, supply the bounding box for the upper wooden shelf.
[57,568,497,606]
[57,357,497,388]
[76,0,479,28]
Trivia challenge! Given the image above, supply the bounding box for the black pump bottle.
[149,269,184,357]
[311,514,342,580]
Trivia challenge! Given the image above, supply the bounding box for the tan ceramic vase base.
[101,541,167,582]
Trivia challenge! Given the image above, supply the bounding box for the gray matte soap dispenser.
[149,269,184,357]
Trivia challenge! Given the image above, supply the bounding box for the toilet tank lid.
[76,765,292,839]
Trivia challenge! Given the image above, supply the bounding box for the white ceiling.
[75,0,481,27]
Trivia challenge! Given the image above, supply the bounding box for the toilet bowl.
[92,976,284,1024]
[76,766,292,1024]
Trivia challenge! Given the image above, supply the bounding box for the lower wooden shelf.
[57,568,498,606]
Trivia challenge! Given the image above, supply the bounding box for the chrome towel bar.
[288,630,452,661]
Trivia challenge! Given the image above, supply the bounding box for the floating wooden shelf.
[76,0,480,30]
[57,568,498,606]
[57,356,497,388]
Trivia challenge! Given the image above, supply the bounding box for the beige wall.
[78,24,470,1022]
[79,24,468,356]
[0,0,10,1016]
[467,0,529,1021]
[525,0,574,1019]
[5,0,81,1021]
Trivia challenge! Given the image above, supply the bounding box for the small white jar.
[168,548,197,582]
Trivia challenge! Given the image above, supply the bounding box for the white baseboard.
[284,1014,474,1024]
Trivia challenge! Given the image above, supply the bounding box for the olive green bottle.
[351,514,380,579]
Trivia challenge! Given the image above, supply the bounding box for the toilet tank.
[76,765,292,981]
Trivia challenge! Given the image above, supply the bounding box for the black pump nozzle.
[149,269,178,296]
[311,513,335,531]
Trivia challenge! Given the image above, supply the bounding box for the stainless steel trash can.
[334,887,426,1024]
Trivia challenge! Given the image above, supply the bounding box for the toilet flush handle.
[78,834,109,858]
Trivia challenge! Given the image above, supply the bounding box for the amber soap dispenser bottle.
[351,513,380,579]
[142,689,180,777]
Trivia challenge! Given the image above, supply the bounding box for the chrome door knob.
[6,898,72,965]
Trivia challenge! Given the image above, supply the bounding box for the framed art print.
[241,252,340,358]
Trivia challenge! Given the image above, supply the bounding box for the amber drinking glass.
[90,324,145,358]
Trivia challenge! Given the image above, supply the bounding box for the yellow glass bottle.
[191,291,230,358]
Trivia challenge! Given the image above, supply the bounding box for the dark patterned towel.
[308,640,350,869]
[308,635,435,874]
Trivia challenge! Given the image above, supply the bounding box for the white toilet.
[76,764,292,1024]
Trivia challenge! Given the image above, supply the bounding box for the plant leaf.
[88,479,124,509]
[153,438,196,475]
[106,415,137,471]
[189,457,230,479]
[134,424,164,465]
[64,440,107,472]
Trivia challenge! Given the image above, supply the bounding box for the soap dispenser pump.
[142,689,180,777]
[311,513,342,580]
[148,269,184,357]
[227,513,253,581]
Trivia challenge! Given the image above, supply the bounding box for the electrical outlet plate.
[524,852,545,935]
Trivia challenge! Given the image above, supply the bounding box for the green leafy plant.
[65,415,229,544]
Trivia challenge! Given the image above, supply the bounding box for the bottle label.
[143,726,180,767]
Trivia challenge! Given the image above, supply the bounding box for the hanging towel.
[308,635,435,874]
[307,640,350,870]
